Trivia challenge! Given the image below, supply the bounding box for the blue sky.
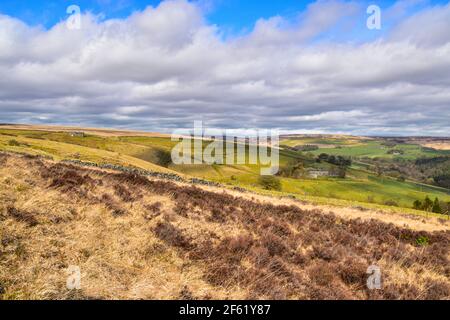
[1,0,448,46]
[1,0,313,29]
[1,0,446,31]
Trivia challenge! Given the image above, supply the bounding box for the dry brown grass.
[402,137,450,150]
[196,185,450,233]
[0,124,170,137]
[0,152,449,300]
[422,142,450,151]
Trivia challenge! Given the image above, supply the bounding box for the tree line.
[413,196,450,215]
[317,153,352,167]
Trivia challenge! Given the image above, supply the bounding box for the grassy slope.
[0,131,177,174]
[280,136,450,159]
[1,154,449,300]
[280,137,362,147]
[307,141,450,159]
[1,129,449,212]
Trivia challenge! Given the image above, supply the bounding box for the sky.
[0,0,449,136]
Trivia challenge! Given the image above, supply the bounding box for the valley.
[0,126,449,216]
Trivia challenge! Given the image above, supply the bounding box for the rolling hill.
[0,125,449,214]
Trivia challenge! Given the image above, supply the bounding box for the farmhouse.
[308,169,329,178]
[69,131,85,137]
[308,169,341,178]
[387,149,404,155]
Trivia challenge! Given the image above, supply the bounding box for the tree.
[338,166,347,178]
[443,202,450,215]
[413,200,422,210]
[328,155,337,165]
[258,175,282,191]
[333,156,352,167]
[330,166,347,178]
[432,197,442,214]
[433,174,450,189]
[375,165,383,177]
[316,153,351,167]
[155,149,172,168]
[279,161,305,179]
[384,199,398,207]
[318,153,329,162]
[8,139,20,146]
[423,196,433,212]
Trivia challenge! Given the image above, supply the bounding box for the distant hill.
[1,125,449,211]
[0,123,170,138]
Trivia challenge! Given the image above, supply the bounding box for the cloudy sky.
[0,0,449,136]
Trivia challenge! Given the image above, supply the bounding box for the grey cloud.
[0,0,449,136]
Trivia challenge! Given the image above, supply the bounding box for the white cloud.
[390,2,450,47]
[0,0,449,136]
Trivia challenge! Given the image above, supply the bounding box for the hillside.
[1,153,449,300]
[0,124,170,138]
[1,126,449,213]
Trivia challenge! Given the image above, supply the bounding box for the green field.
[281,137,361,147]
[1,129,449,213]
[301,140,450,159]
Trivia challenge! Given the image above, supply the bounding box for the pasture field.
[280,136,363,147]
[280,135,450,159]
[308,141,450,159]
[0,128,449,213]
